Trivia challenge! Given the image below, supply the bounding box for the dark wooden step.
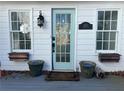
[45,71,80,81]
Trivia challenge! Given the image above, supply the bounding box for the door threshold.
[52,69,75,72]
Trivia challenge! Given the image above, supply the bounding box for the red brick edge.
[0,70,49,77]
[1,70,124,78]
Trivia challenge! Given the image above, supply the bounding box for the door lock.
[52,37,55,41]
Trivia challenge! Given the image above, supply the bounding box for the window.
[10,11,31,50]
[96,10,118,50]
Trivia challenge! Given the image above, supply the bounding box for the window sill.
[96,50,118,54]
[12,49,31,53]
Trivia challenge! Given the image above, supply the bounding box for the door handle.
[52,43,55,48]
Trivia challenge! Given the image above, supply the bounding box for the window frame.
[96,9,120,53]
[9,9,32,52]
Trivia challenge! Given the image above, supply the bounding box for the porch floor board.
[1,75,124,91]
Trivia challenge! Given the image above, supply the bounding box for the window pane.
[12,22,18,30]
[112,11,118,20]
[105,11,111,20]
[61,44,65,53]
[18,12,30,23]
[13,41,19,49]
[66,14,71,23]
[110,32,116,40]
[20,41,25,49]
[66,44,70,52]
[56,45,60,52]
[17,22,21,30]
[61,14,65,23]
[19,32,24,40]
[111,21,117,30]
[56,14,60,24]
[96,41,102,50]
[110,41,115,50]
[103,41,108,50]
[26,41,31,49]
[11,12,17,21]
[25,32,31,40]
[18,12,30,32]
[66,54,70,62]
[104,21,110,30]
[103,32,109,40]
[56,54,60,62]
[13,32,19,40]
[98,11,104,20]
[97,32,102,40]
[98,21,103,30]
[61,54,65,62]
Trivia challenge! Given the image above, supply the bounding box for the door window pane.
[66,54,70,62]
[66,44,70,52]
[61,14,65,23]
[61,54,65,62]
[61,44,65,53]
[66,14,71,23]
[56,14,60,24]
[56,54,60,62]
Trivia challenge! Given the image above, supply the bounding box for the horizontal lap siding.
[0,7,52,71]
[32,9,52,71]
[76,9,97,71]
[0,9,11,70]
[1,2,124,72]
[76,6,124,72]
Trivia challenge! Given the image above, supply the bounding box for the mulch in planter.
[45,71,80,81]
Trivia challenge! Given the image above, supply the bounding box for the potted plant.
[28,60,44,77]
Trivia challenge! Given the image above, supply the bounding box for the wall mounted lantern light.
[37,10,44,28]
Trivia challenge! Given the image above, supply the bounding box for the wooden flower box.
[98,53,121,62]
[8,52,29,61]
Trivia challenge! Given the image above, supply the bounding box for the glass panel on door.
[56,14,71,63]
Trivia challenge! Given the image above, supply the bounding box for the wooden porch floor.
[1,74,124,91]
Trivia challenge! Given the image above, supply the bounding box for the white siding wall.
[0,1,124,72]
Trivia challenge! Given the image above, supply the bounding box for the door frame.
[51,8,76,71]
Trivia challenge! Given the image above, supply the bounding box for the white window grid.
[96,10,118,50]
[10,10,31,50]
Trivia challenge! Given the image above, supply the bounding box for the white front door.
[52,9,75,70]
